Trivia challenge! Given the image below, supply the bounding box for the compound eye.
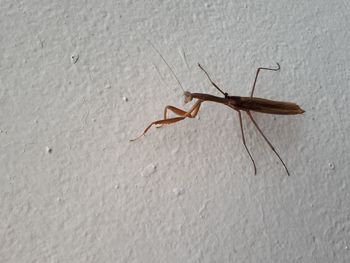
[184,91,192,104]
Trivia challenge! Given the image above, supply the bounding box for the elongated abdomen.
[234,97,305,115]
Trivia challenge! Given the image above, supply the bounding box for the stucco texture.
[1,0,349,262]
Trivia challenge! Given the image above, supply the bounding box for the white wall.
[1,0,349,262]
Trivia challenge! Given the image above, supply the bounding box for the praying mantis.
[131,47,304,176]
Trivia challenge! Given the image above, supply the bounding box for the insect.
[131,47,305,176]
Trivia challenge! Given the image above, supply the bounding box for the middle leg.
[237,110,257,175]
[250,63,280,98]
[198,63,228,97]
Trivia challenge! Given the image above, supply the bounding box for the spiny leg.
[246,111,290,176]
[130,116,186,141]
[155,106,187,129]
[163,101,202,119]
[250,63,280,98]
[156,101,202,129]
[164,106,187,119]
[237,110,257,175]
[198,63,228,97]
[130,101,202,141]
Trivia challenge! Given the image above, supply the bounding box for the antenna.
[147,40,185,93]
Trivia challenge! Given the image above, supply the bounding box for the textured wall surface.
[1,0,349,262]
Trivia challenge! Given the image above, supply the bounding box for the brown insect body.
[231,96,305,115]
[189,92,304,115]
